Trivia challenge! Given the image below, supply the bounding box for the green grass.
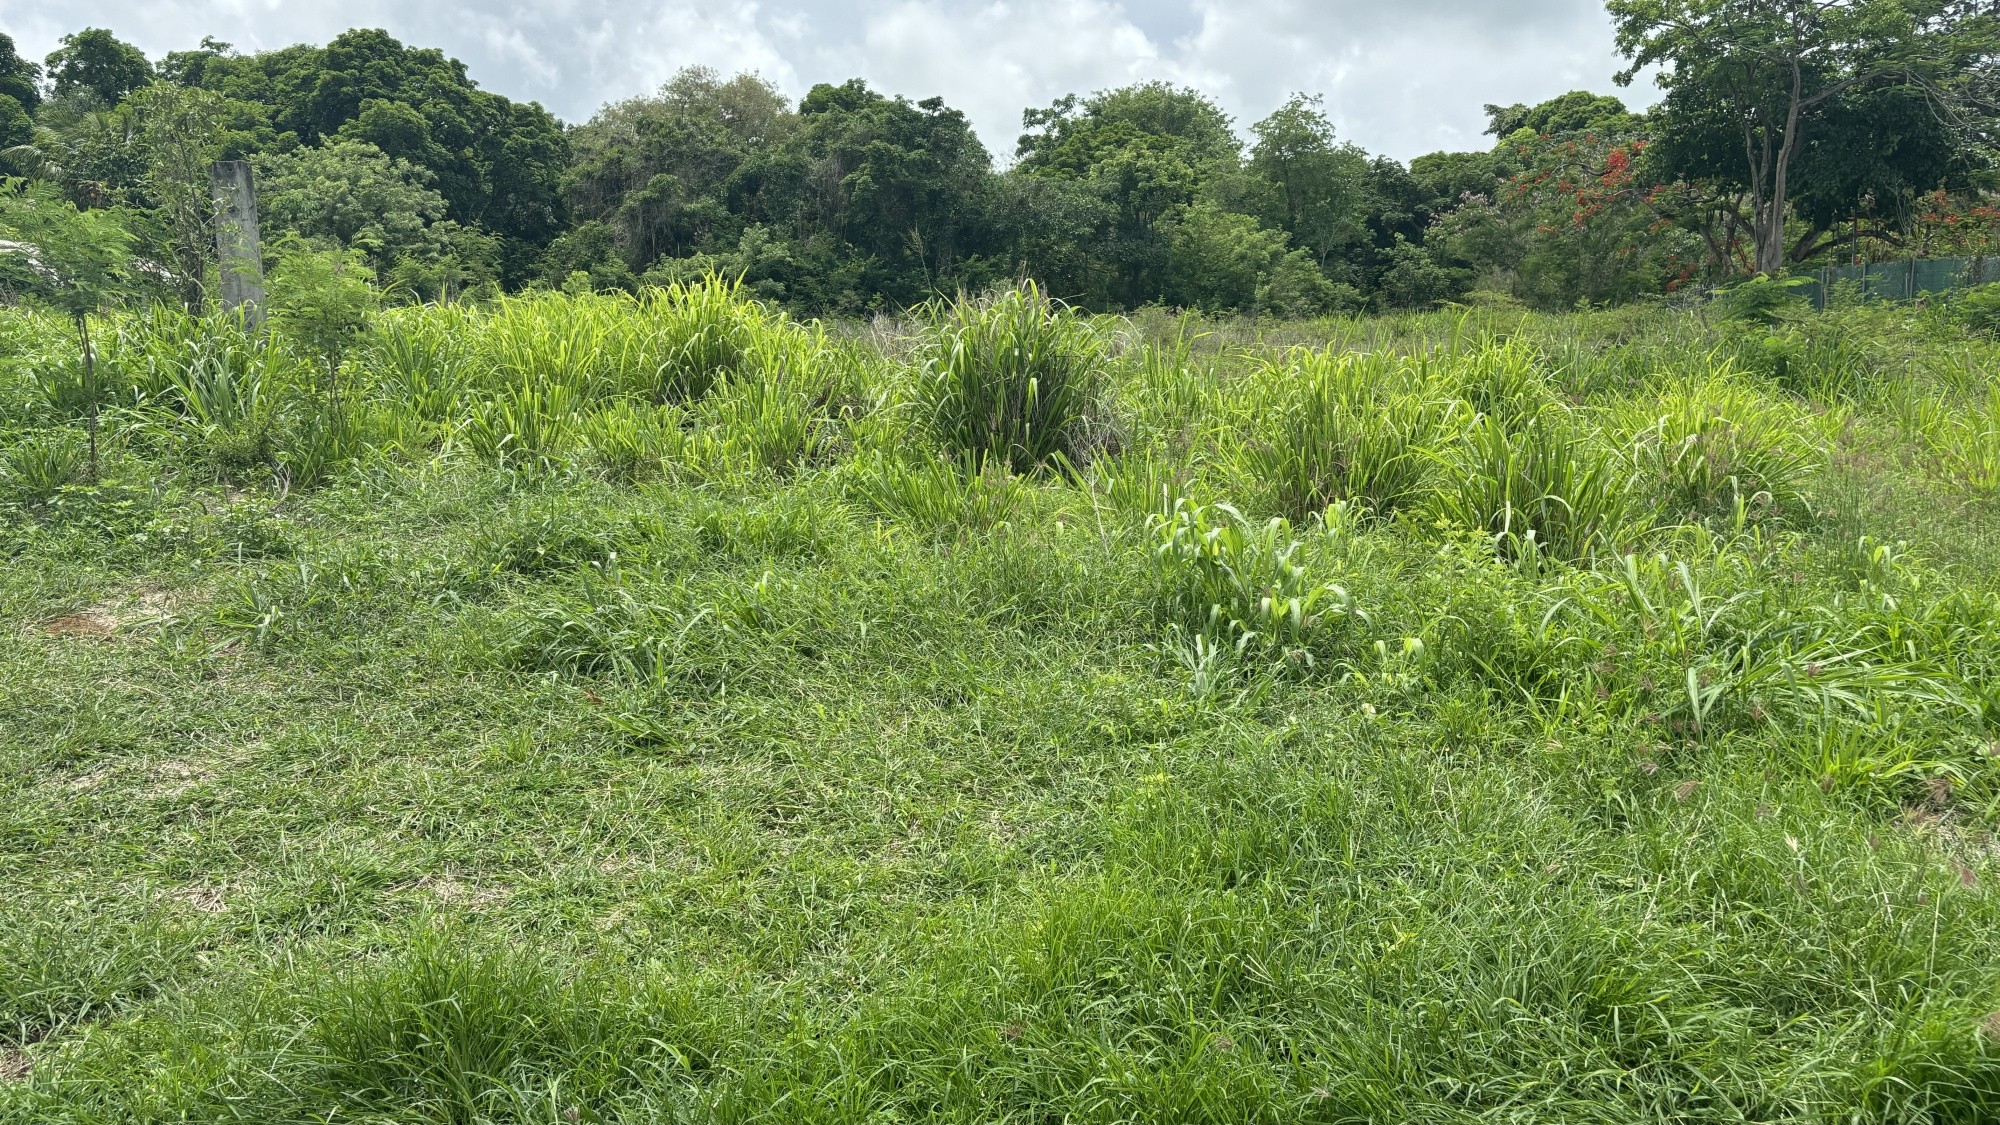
[3,289,2000,1122]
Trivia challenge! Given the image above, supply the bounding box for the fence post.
[209,159,265,327]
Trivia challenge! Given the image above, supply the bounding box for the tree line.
[3,1,1999,317]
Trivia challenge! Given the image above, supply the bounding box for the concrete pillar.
[209,159,265,326]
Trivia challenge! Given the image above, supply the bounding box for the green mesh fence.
[1801,256,2000,308]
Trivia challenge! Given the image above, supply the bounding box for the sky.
[7,0,1651,161]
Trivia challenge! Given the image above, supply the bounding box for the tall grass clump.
[1435,411,1641,561]
[369,303,478,425]
[851,448,1029,535]
[1,431,87,503]
[308,937,639,1123]
[1149,498,1360,670]
[916,281,1107,473]
[1619,374,1824,525]
[1238,349,1464,520]
[575,400,689,482]
[98,305,309,477]
[466,276,769,408]
[1446,337,1559,427]
[463,382,581,470]
[452,278,820,474]
[1930,384,2000,493]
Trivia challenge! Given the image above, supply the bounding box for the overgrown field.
[7,282,2000,1122]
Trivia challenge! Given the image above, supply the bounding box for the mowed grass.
[2,286,2000,1121]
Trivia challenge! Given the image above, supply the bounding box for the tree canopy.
[1611,0,2000,272]
[45,28,153,107]
[3,4,1999,316]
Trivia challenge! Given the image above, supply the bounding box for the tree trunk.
[1758,61,1808,276]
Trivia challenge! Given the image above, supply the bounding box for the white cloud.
[6,0,1647,159]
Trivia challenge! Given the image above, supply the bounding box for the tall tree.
[1609,0,1998,274]
[785,80,997,306]
[0,31,43,114]
[1016,82,1241,305]
[178,29,567,282]
[1485,91,1641,138]
[564,67,795,270]
[44,28,153,106]
[1243,94,1373,275]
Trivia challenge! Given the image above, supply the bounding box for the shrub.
[1718,273,1812,326]
[102,305,290,475]
[369,305,475,423]
[636,275,759,402]
[1955,282,2000,337]
[916,281,1107,473]
[696,372,831,476]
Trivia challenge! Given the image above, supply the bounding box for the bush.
[1955,282,2000,337]
[916,281,1107,473]
[1718,273,1812,326]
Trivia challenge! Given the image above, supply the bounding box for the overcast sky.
[7,1,1650,161]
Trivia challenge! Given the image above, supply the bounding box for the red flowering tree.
[1434,126,1701,308]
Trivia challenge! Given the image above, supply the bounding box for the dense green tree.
[157,36,234,89]
[1436,130,1699,308]
[983,172,1117,303]
[256,139,442,250]
[1611,0,2000,273]
[787,80,995,305]
[1485,91,1641,138]
[20,99,146,204]
[1016,83,1242,306]
[0,94,30,156]
[254,139,499,298]
[45,28,152,107]
[1164,201,1339,315]
[22,12,1988,315]
[565,68,795,270]
[0,31,43,114]
[1409,150,1511,214]
[178,29,567,281]
[1241,94,1374,278]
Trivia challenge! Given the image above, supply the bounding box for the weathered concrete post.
[209,159,265,326]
